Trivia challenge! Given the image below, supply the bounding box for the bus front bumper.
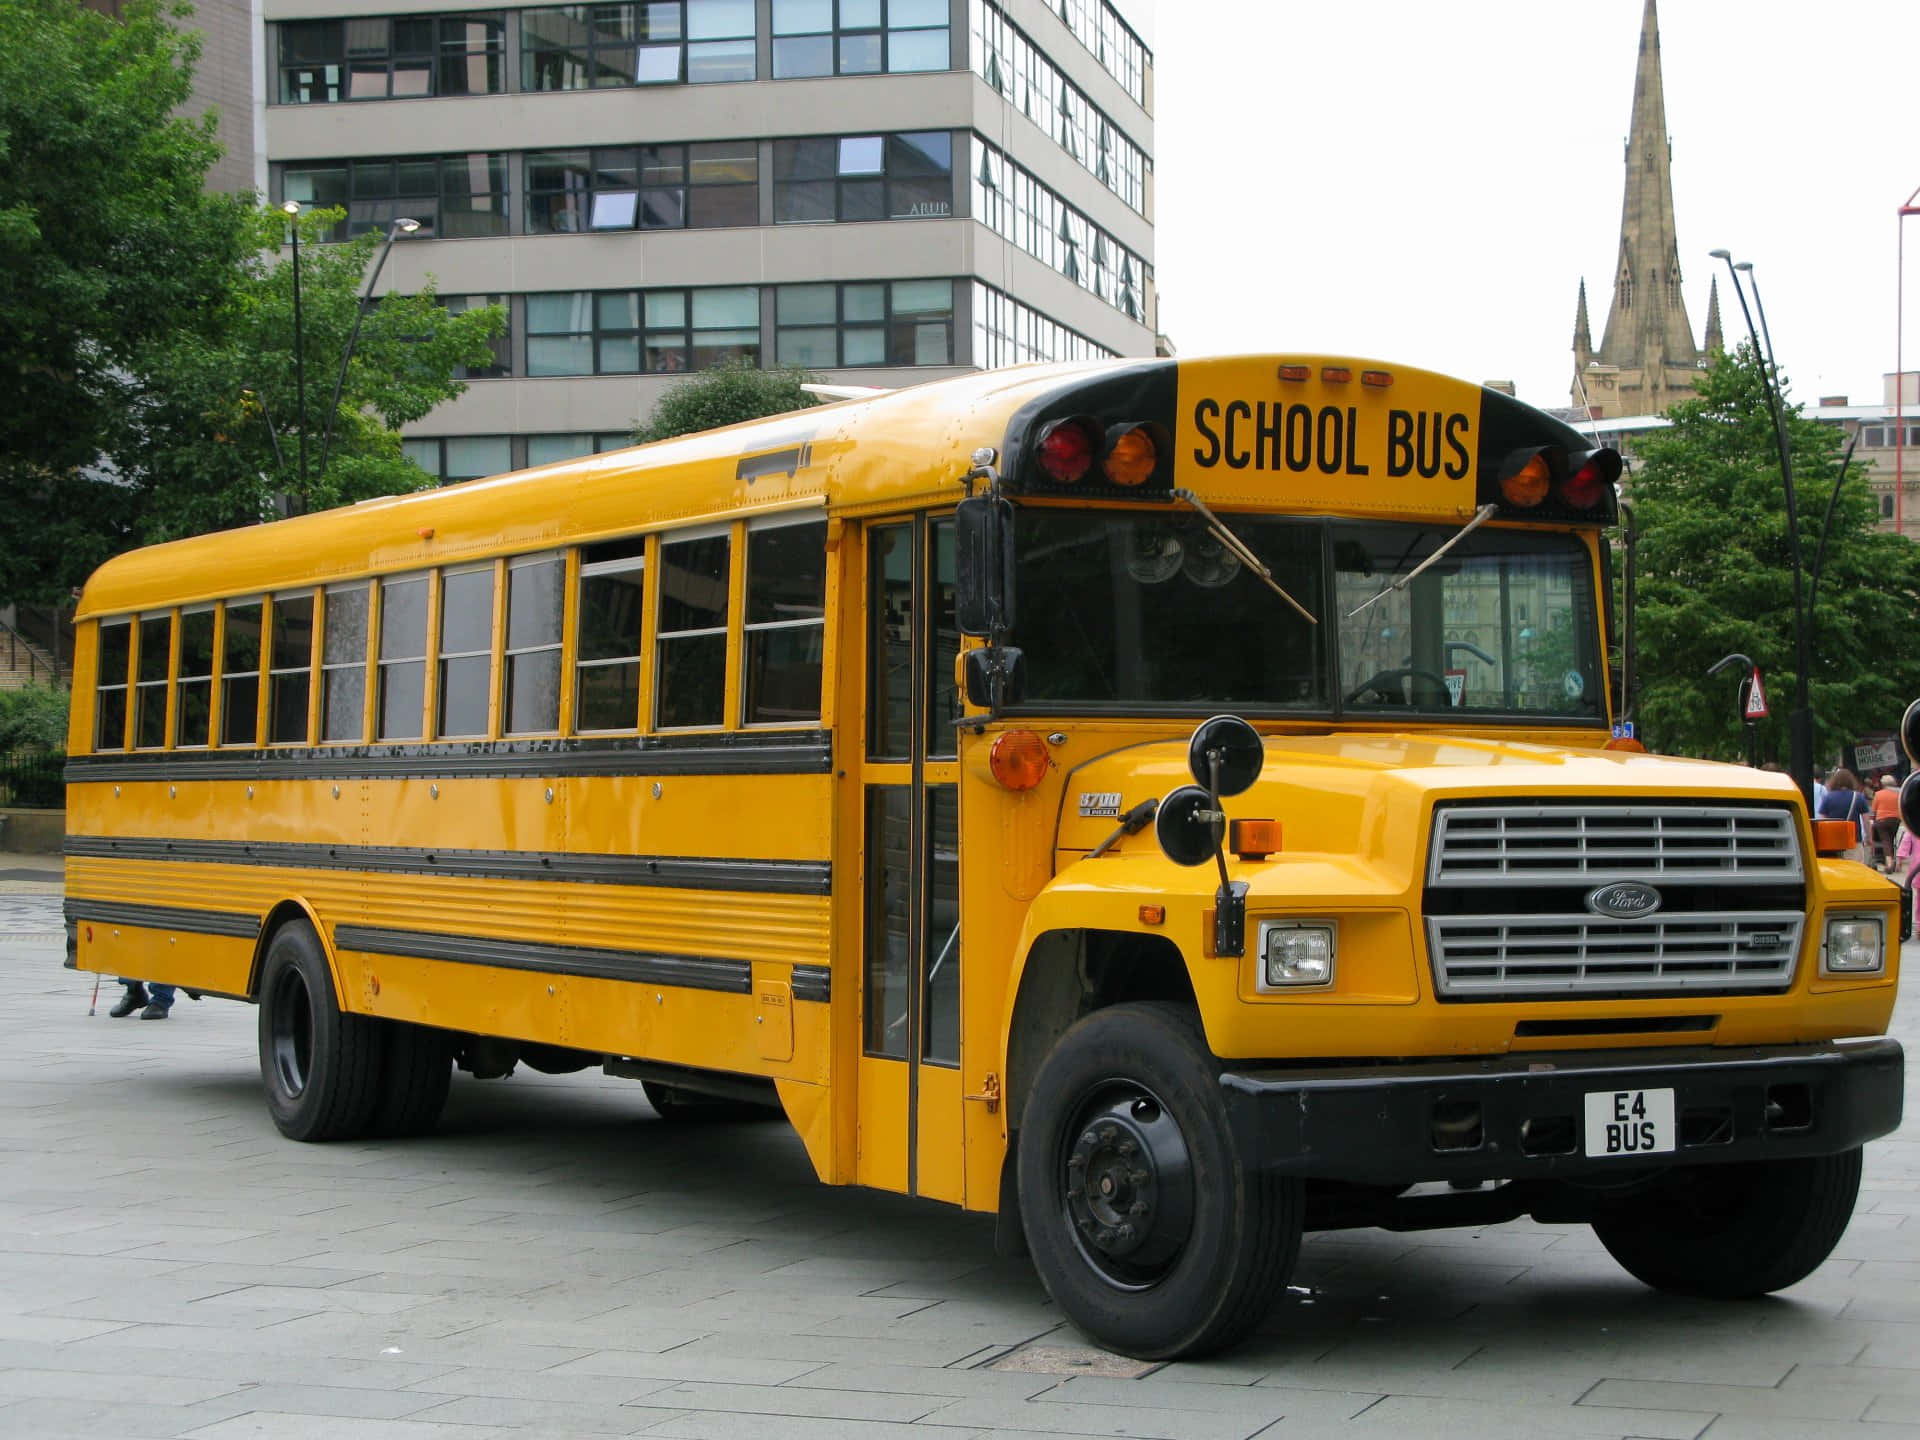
[1218,1039,1905,1185]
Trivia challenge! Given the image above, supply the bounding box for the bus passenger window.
[175,607,216,748]
[268,592,315,745]
[655,531,729,729]
[438,566,496,738]
[576,539,646,732]
[221,601,262,746]
[133,613,173,749]
[928,518,957,758]
[743,518,826,725]
[95,619,132,752]
[504,555,564,734]
[321,582,370,742]
[378,575,428,740]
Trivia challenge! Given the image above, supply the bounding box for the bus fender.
[248,897,347,1007]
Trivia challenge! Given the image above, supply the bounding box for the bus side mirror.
[963,646,1025,708]
[955,495,1014,637]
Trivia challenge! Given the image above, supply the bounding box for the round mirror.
[1186,714,1264,796]
[1903,697,1920,766]
[1154,785,1220,867]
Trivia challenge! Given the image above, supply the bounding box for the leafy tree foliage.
[122,204,506,535]
[0,0,252,603]
[0,684,69,752]
[631,360,822,444]
[1626,344,1920,764]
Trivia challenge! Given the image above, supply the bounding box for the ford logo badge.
[1586,881,1663,919]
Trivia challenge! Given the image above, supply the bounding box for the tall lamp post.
[280,200,307,505]
[318,216,421,478]
[1897,189,1920,539]
[1710,248,1815,803]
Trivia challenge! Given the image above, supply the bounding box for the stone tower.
[1572,0,1709,419]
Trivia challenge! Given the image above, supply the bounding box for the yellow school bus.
[65,355,1904,1359]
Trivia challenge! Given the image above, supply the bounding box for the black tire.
[1016,1002,1303,1360]
[257,921,384,1142]
[367,1019,453,1138]
[1592,1148,1863,1298]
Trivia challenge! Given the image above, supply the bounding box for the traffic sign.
[1743,668,1769,719]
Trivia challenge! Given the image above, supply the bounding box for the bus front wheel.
[257,921,383,1142]
[1016,1002,1303,1360]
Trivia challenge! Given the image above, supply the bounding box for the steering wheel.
[1345,666,1454,706]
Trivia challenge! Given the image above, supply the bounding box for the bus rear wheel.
[1592,1148,1862,1298]
[1016,1002,1303,1360]
[258,921,383,1142]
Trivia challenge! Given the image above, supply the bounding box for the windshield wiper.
[1345,503,1498,620]
[1171,488,1317,625]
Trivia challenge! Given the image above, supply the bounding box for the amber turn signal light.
[989,730,1050,790]
[1230,818,1281,859]
[1813,819,1858,857]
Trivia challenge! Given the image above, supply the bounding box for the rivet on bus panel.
[653,782,663,799]
[113,785,120,797]
[1048,732,1067,746]
[431,784,440,799]
[246,786,254,799]
[545,787,555,803]
[169,785,176,798]
[332,785,340,799]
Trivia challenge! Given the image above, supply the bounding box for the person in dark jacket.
[1818,768,1872,827]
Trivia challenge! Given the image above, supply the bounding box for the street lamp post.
[1710,248,1815,803]
[1897,190,1920,539]
[280,200,307,505]
[318,216,421,478]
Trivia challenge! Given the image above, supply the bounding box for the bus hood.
[1055,732,1805,879]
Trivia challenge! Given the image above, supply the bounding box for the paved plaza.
[1,857,1917,1440]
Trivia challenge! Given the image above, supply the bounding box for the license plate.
[1582,1087,1676,1158]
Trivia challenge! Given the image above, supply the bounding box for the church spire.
[1575,0,1706,416]
[1574,278,1593,358]
[1703,275,1723,354]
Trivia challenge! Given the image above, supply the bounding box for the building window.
[174,607,216,749]
[974,137,1149,322]
[971,279,1111,369]
[526,287,759,375]
[656,530,730,729]
[1884,493,1896,519]
[504,554,565,734]
[526,142,757,233]
[321,583,371,742]
[378,573,429,739]
[771,0,949,77]
[775,279,953,367]
[281,154,509,240]
[441,294,510,378]
[221,601,262,746]
[773,131,951,223]
[404,435,512,482]
[268,592,316,745]
[523,0,755,86]
[438,566,496,737]
[277,15,505,104]
[576,537,647,732]
[742,518,827,724]
[95,619,131,752]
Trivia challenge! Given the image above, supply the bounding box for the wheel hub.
[1062,1087,1195,1287]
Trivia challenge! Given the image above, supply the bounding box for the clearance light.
[1230,818,1281,860]
[1360,370,1394,388]
[1813,819,1858,856]
[1321,366,1352,384]
[1034,417,1099,483]
[1561,448,1622,510]
[1276,364,1311,382]
[988,730,1050,790]
[1138,904,1166,926]
[1500,452,1554,508]
[1102,424,1159,487]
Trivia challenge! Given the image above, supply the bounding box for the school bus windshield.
[1008,508,1603,720]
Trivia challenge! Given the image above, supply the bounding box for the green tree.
[631,360,822,444]
[0,0,253,603]
[120,204,506,535]
[1627,344,1920,763]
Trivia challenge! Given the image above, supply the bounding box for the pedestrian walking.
[1872,775,1902,871]
[108,979,176,1019]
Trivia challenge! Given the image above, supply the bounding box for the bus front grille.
[1427,803,1801,886]
[1426,910,1803,998]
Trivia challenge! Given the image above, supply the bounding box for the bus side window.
[504,553,565,735]
[576,537,647,732]
[133,612,173,750]
[268,592,316,745]
[175,606,217,749]
[379,574,429,740]
[438,565,495,738]
[221,600,262,746]
[655,529,730,730]
[742,517,826,726]
[95,619,132,752]
[321,582,370,743]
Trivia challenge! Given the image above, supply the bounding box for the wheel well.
[248,901,324,1001]
[1003,928,1196,1133]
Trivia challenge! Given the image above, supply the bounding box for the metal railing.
[0,750,65,809]
[0,615,63,690]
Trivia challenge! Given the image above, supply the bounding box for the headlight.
[1822,914,1885,976]
[1259,921,1335,990]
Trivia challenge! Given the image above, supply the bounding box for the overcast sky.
[1112,0,1920,413]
